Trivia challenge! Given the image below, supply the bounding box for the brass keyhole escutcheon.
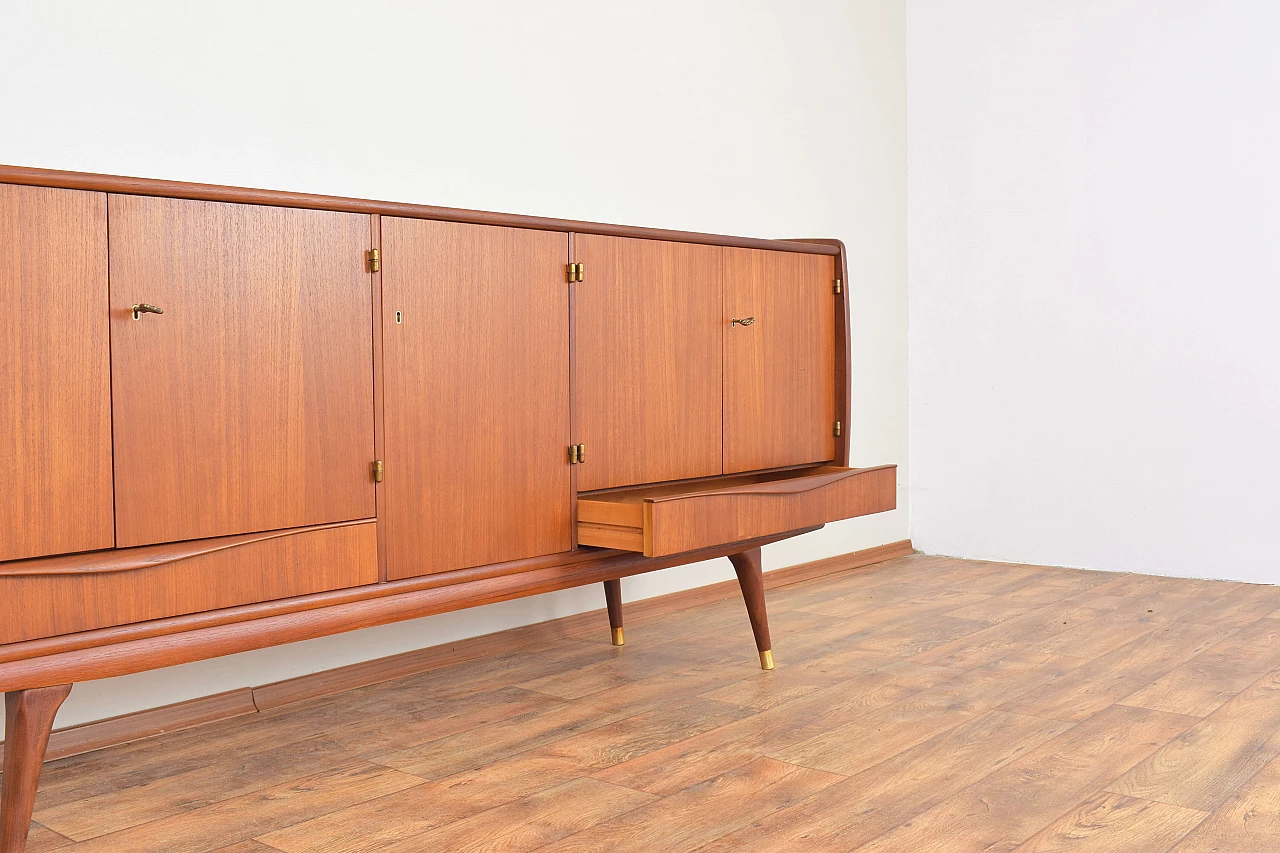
[395,311,403,324]
[731,316,755,327]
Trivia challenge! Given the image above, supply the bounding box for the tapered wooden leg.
[729,548,774,670]
[603,578,625,645]
[2,685,72,853]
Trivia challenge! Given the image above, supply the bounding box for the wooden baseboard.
[2,539,911,762]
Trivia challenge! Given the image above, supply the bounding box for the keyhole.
[395,311,402,324]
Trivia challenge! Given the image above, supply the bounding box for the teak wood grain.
[572,235,724,491]
[0,522,371,578]
[723,247,837,473]
[107,195,376,547]
[0,185,113,563]
[729,547,772,659]
[790,238,852,468]
[0,523,378,645]
[577,465,896,557]
[1,685,72,853]
[380,219,572,579]
[368,214,389,584]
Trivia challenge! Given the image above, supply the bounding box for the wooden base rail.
[0,530,826,694]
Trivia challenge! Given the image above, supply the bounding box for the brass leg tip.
[611,627,625,646]
[760,650,774,670]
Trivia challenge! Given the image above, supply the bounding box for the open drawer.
[577,465,896,557]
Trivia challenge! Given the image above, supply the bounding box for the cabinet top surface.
[0,163,841,257]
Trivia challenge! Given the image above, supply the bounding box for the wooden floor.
[16,553,1280,852]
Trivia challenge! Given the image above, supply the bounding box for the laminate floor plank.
[1119,618,1280,717]
[257,752,590,853]
[770,651,1082,776]
[593,660,954,796]
[1001,622,1238,722]
[800,586,993,629]
[514,612,778,700]
[797,584,991,622]
[1106,669,1280,811]
[36,733,364,841]
[33,680,566,809]
[1177,583,1280,628]
[36,687,564,840]
[1008,791,1208,853]
[22,824,74,853]
[1087,575,1239,618]
[1167,755,1280,852]
[749,593,989,671]
[940,581,1108,625]
[538,757,843,853]
[373,777,655,853]
[374,636,623,703]
[770,555,1001,613]
[696,710,1073,853]
[370,660,763,780]
[18,554,1280,853]
[912,595,1120,670]
[844,704,1199,853]
[61,763,422,853]
[944,565,1066,596]
[696,646,917,711]
[848,615,994,657]
[1026,607,1177,660]
[533,698,757,771]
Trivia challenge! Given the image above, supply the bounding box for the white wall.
[0,1,907,733]
[908,1,1280,582]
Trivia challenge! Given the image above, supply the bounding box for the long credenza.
[0,165,895,851]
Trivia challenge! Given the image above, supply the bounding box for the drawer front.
[0,521,378,644]
[578,466,896,558]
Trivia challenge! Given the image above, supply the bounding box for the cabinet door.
[723,247,837,473]
[381,219,571,578]
[574,235,723,491]
[0,185,114,561]
[109,196,376,547]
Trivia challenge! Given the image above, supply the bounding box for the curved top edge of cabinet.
[0,519,374,577]
[0,163,840,256]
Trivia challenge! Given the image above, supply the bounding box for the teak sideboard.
[0,164,896,851]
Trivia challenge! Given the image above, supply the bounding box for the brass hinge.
[367,249,381,273]
[371,460,384,483]
[566,262,584,283]
[834,278,842,294]
[568,444,585,464]
[833,421,842,437]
